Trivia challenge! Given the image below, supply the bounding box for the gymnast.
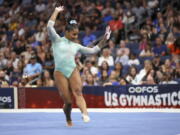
[47,5,111,127]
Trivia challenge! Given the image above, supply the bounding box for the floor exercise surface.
[0,112,180,135]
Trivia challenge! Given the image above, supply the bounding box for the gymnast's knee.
[72,88,82,97]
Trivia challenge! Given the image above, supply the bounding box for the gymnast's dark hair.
[65,20,78,32]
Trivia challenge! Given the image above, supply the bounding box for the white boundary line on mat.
[0,108,180,113]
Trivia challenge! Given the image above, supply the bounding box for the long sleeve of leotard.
[47,20,60,42]
[78,45,101,54]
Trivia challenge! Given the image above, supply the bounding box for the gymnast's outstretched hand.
[55,6,64,13]
[97,26,112,49]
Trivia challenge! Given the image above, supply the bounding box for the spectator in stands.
[36,45,45,63]
[13,40,26,55]
[153,11,162,29]
[82,26,97,47]
[112,62,123,78]
[84,59,98,77]
[168,37,180,62]
[108,13,124,42]
[141,69,156,85]
[154,70,164,84]
[34,25,46,42]
[0,70,9,87]
[10,52,19,69]
[9,67,21,85]
[43,52,54,77]
[108,40,116,58]
[83,73,98,86]
[139,35,149,51]
[125,66,138,84]
[11,80,19,87]
[128,53,140,66]
[119,77,128,85]
[97,70,109,85]
[172,24,180,38]
[139,44,154,57]
[122,11,136,28]
[0,32,7,47]
[173,60,180,80]
[150,26,159,41]
[97,61,111,78]
[103,71,119,86]
[152,55,163,71]
[36,78,43,87]
[165,32,175,46]
[29,36,42,48]
[95,1,104,11]
[102,1,114,20]
[115,40,130,66]
[116,40,130,57]
[98,48,114,67]
[18,77,30,87]
[109,13,124,32]
[42,70,54,87]
[166,15,175,31]
[132,1,146,23]
[160,72,178,84]
[17,60,25,75]
[115,49,129,66]
[0,52,7,70]
[35,0,46,13]
[159,23,168,40]
[81,66,92,82]
[23,55,42,81]
[132,60,154,85]
[21,45,33,64]
[161,59,174,75]
[152,37,168,56]
[4,61,13,76]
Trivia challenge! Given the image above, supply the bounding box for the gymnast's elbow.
[47,20,55,28]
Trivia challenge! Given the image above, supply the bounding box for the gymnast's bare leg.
[54,71,73,127]
[69,68,90,122]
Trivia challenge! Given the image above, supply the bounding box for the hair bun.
[69,20,77,24]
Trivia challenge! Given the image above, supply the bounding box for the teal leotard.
[47,21,100,78]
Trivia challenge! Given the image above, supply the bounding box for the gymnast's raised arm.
[78,26,111,54]
[47,6,64,41]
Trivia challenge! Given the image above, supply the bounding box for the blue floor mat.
[0,112,180,135]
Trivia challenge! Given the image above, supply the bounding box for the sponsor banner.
[0,88,14,108]
[84,85,180,108]
[18,85,180,108]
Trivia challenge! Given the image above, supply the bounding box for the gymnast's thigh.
[54,70,72,102]
[69,68,83,95]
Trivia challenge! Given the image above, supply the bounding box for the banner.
[0,88,15,109]
[84,84,180,108]
[18,87,62,108]
[18,84,180,108]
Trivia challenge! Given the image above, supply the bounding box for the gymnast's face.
[66,28,79,41]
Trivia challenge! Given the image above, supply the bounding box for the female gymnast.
[47,6,111,127]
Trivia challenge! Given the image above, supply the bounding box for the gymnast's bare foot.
[66,120,73,127]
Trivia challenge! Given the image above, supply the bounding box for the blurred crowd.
[0,0,180,87]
